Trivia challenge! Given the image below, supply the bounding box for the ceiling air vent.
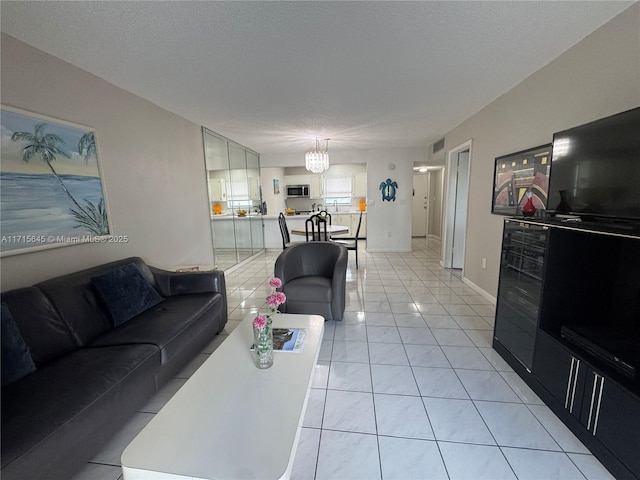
[433,138,445,153]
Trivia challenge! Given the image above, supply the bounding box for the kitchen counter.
[210,212,366,250]
[211,213,262,219]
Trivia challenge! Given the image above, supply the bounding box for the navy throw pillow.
[2,303,36,387]
[91,263,164,326]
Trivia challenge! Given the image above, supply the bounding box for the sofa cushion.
[92,263,164,326]
[90,292,224,364]
[0,287,76,367]
[282,276,333,303]
[1,344,160,479]
[1,303,36,387]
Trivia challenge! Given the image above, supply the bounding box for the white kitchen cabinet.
[283,175,311,188]
[331,213,366,237]
[332,214,351,231]
[352,172,367,198]
[208,178,228,202]
[310,175,324,199]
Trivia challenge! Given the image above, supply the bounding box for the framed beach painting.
[1,105,111,256]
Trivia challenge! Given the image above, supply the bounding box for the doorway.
[443,140,472,270]
[412,174,429,237]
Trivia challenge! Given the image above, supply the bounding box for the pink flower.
[268,292,286,307]
[253,315,267,329]
[269,277,283,289]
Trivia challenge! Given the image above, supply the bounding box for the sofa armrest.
[150,267,226,298]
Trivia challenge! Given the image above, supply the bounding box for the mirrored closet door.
[202,128,264,270]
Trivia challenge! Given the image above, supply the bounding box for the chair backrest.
[275,241,347,280]
[278,213,291,249]
[305,214,329,241]
[354,211,363,239]
[318,210,332,225]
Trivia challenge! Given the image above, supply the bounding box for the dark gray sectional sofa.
[1,257,227,480]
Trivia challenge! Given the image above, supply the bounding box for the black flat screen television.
[548,107,640,223]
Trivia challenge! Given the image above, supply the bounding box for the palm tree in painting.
[73,130,109,234]
[11,123,84,211]
[78,131,96,164]
[11,123,109,235]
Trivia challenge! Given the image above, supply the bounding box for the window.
[228,180,253,210]
[324,176,352,205]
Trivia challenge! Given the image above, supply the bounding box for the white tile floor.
[73,238,615,480]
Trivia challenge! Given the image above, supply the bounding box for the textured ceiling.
[0,1,634,156]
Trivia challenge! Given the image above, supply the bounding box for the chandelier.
[305,138,330,174]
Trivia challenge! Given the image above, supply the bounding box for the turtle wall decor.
[379,178,398,202]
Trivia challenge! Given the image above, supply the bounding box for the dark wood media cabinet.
[494,218,640,479]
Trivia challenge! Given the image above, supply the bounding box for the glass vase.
[253,325,274,369]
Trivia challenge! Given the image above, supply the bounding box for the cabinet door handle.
[587,373,598,431]
[565,358,580,413]
[565,358,576,409]
[590,375,605,436]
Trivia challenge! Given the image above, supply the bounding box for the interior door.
[444,147,470,269]
[451,150,469,268]
[412,174,429,237]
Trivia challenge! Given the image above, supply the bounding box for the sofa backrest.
[1,287,76,367]
[35,257,157,347]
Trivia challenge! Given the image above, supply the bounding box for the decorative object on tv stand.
[522,190,536,216]
[379,178,398,201]
[305,137,330,174]
[252,277,286,369]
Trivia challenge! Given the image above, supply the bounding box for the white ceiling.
[1,1,634,156]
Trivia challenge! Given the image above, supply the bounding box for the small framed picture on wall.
[273,179,280,194]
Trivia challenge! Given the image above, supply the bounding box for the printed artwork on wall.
[1,105,111,256]
[491,144,551,216]
[273,179,280,194]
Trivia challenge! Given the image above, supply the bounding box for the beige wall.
[442,4,640,298]
[1,34,214,290]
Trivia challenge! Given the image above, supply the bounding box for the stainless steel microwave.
[286,185,310,197]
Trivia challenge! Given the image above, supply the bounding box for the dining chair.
[305,214,329,241]
[278,213,293,250]
[332,211,363,268]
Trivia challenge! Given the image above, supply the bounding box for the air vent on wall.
[433,138,445,153]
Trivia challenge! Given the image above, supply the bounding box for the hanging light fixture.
[305,137,330,174]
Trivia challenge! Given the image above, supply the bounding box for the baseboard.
[461,275,496,304]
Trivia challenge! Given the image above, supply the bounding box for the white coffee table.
[121,313,325,480]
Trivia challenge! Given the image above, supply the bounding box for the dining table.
[290,224,350,239]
